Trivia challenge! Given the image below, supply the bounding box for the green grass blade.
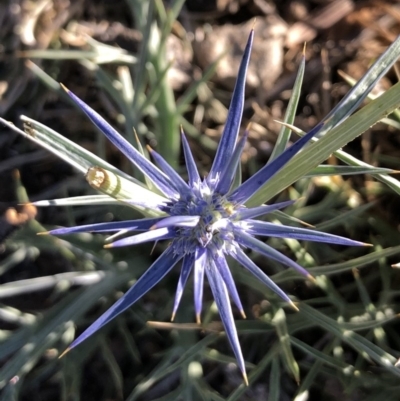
[269,50,305,160]
[305,165,397,177]
[32,195,123,207]
[247,80,400,206]
[176,54,224,115]
[320,37,400,134]
[298,304,399,376]
[0,270,133,389]
[268,355,281,401]
[272,245,400,283]
[272,308,300,383]
[291,337,354,371]
[1,116,141,185]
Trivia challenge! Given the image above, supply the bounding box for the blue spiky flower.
[48,30,367,383]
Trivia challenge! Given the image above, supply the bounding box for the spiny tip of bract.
[297,218,314,228]
[59,83,69,93]
[58,347,71,359]
[242,371,249,386]
[196,314,201,325]
[133,128,141,145]
[288,300,299,312]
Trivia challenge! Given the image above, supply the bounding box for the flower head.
[49,30,367,383]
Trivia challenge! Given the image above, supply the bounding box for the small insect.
[23,121,35,137]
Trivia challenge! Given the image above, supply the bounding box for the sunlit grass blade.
[247,80,400,206]
[62,85,180,199]
[320,36,400,134]
[32,195,127,207]
[305,165,397,177]
[278,121,400,196]
[269,46,305,161]
[85,166,168,212]
[0,116,136,181]
[20,40,137,64]
[0,118,168,217]
[339,69,400,120]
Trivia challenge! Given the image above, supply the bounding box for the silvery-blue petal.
[234,229,310,277]
[46,217,163,236]
[207,30,254,187]
[231,200,296,221]
[63,87,179,199]
[181,130,200,187]
[229,247,292,303]
[229,122,324,204]
[247,221,367,246]
[151,216,200,230]
[215,130,249,195]
[213,252,245,315]
[66,247,181,352]
[194,247,207,321]
[109,227,175,248]
[172,254,195,319]
[206,258,247,381]
[149,147,192,196]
